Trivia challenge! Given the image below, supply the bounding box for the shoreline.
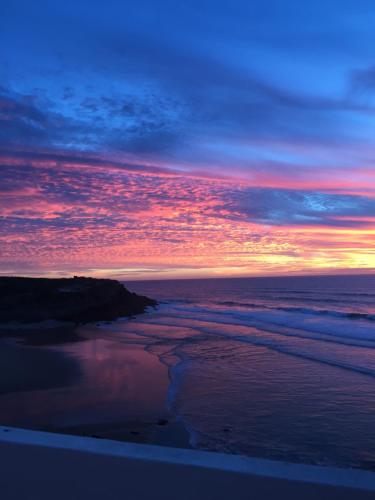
[1,279,375,470]
[53,418,191,449]
[0,325,192,450]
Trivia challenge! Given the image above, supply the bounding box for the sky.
[1,0,374,280]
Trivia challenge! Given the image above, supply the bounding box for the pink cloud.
[0,150,374,278]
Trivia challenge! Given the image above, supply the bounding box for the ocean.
[129,274,375,468]
[1,274,375,469]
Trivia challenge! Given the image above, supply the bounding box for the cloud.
[0,86,187,158]
[3,0,375,173]
[1,0,375,277]
[350,66,375,95]
[0,152,374,277]
[1,154,374,243]
[0,92,50,147]
[224,188,375,228]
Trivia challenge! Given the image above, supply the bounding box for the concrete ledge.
[0,426,375,499]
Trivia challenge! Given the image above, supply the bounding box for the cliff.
[0,277,157,324]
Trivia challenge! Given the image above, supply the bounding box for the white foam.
[168,304,375,342]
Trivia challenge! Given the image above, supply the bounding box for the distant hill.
[0,276,157,324]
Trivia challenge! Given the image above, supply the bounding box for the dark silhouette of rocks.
[0,276,157,324]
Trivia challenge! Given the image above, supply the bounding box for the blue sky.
[1,1,374,278]
[2,0,375,173]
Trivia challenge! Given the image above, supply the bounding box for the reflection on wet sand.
[0,326,190,448]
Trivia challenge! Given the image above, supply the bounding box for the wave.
[216,301,268,309]
[136,316,375,382]
[214,301,375,322]
[229,333,375,379]
[140,317,375,354]
[271,295,375,305]
[252,289,375,298]
[159,304,375,346]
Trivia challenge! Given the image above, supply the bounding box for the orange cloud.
[0,151,374,279]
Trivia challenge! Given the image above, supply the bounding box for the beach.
[0,324,189,448]
[0,274,374,470]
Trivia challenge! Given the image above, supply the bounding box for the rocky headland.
[0,276,157,325]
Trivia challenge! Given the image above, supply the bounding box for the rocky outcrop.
[0,276,157,324]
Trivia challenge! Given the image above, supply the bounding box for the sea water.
[128,274,375,468]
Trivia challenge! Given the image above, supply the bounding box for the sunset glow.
[1,151,373,279]
[1,1,374,279]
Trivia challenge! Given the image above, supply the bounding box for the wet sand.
[57,419,191,448]
[0,323,83,345]
[0,339,80,394]
[0,324,191,449]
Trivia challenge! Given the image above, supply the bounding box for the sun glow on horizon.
[1,152,374,280]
